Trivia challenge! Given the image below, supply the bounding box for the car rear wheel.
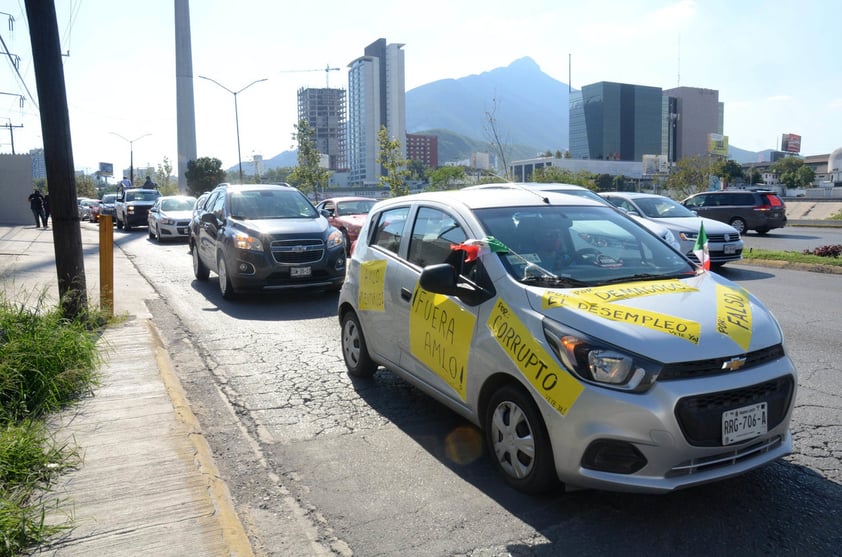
[341,310,377,377]
[217,254,236,299]
[192,246,209,280]
[485,383,559,494]
[728,217,746,234]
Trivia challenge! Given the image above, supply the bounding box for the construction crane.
[278,64,341,88]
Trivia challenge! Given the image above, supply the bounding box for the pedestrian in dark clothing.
[143,175,156,188]
[43,193,50,226]
[28,187,47,228]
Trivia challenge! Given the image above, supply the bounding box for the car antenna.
[509,182,550,204]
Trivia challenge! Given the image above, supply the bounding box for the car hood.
[524,271,781,362]
[650,215,738,235]
[336,214,368,227]
[160,210,193,219]
[231,216,329,236]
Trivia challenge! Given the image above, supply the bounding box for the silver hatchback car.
[338,188,796,494]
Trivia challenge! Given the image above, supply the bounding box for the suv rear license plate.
[291,266,311,277]
[723,244,736,255]
[722,402,767,445]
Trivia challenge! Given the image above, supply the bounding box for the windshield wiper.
[596,272,694,285]
[521,275,590,288]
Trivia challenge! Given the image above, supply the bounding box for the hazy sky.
[3,0,840,175]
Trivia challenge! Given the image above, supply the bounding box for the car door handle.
[400,287,412,302]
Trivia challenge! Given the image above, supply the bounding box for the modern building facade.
[346,38,406,187]
[663,87,724,160]
[570,82,724,164]
[297,87,347,171]
[406,133,437,169]
[569,82,664,162]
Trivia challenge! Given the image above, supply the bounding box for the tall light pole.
[198,75,267,183]
[109,132,151,184]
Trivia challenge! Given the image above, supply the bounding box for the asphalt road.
[105,224,842,557]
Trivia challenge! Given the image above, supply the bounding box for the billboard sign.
[781,133,801,154]
[707,133,729,157]
[642,154,669,175]
[98,162,113,177]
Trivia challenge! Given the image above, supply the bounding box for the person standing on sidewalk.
[28,187,47,228]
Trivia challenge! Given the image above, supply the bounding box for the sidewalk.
[0,224,252,556]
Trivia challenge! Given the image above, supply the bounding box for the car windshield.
[126,191,160,202]
[473,205,696,286]
[229,189,317,220]
[161,198,196,212]
[102,194,116,203]
[337,200,376,215]
[632,197,696,218]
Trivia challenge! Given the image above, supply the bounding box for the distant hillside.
[406,57,568,163]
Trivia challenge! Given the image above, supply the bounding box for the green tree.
[155,156,176,195]
[407,159,427,182]
[483,95,512,181]
[747,167,763,185]
[532,166,597,189]
[287,119,329,201]
[184,157,227,196]
[711,159,743,188]
[263,167,293,184]
[75,174,97,198]
[427,166,466,191]
[665,155,709,199]
[376,126,410,197]
[771,156,815,188]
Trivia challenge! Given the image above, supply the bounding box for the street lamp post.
[109,132,151,184]
[198,75,267,184]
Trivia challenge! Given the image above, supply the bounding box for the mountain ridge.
[256,57,765,172]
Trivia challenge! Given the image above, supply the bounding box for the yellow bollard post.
[99,215,114,317]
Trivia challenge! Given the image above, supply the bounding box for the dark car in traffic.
[115,188,161,230]
[190,183,346,299]
[681,189,787,235]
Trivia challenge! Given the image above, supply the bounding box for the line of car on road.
[94,180,795,495]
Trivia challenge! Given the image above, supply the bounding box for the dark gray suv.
[681,190,787,235]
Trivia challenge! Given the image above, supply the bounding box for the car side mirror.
[419,263,494,306]
[320,209,332,218]
[419,263,459,295]
[200,212,217,224]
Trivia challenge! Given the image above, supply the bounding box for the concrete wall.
[0,154,35,225]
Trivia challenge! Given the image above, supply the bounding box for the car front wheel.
[217,253,236,299]
[341,310,377,377]
[192,246,209,280]
[485,383,559,494]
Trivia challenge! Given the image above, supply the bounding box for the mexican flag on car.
[693,222,710,271]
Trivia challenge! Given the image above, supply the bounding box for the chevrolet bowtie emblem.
[722,356,747,371]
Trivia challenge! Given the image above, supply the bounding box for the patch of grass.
[742,247,842,268]
[829,209,842,221]
[0,290,103,557]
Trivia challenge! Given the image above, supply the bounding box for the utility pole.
[1,121,22,154]
[24,0,87,319]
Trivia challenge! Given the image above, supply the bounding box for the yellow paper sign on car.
[358,259,387,311]
[542,290,701,344]
[572,279,698,304]
[410,286,476,400]
[716,284,752,351]
[488,298,584,415]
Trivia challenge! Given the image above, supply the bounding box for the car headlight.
[161,217,175,225]
[542,319,662,392]
[326,229,344,249]
[232,230,263,252]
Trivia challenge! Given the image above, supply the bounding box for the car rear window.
[761,193,784,207]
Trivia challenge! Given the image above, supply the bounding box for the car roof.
[214,183,297,193]
[318,196,378,203]
[372,187,607,211]
[600,192,659,199]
